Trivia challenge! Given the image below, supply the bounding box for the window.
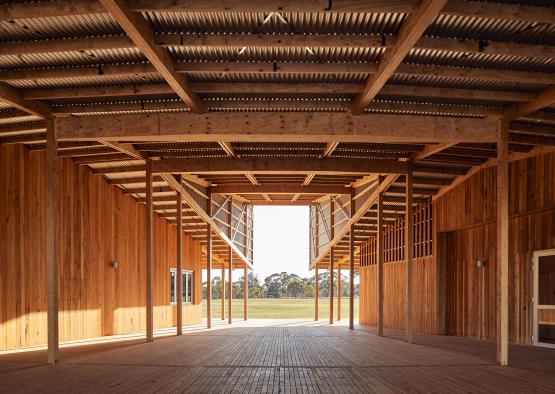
[170,269,193,304]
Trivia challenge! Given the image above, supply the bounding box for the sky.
[209,206,311,282]
[251,206,311,281]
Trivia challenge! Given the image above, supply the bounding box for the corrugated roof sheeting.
[0,48,146,70]
[168,46,385,63]
[406,48,555,73]
[186,71,369,83]
[427,13,555,45]
[145,12,406,35]
[0,13,120,42]
[7,72,164,90]
[388,73,548,93]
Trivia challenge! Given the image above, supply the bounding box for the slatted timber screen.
[0,144,204,351]
[359,201,433,266]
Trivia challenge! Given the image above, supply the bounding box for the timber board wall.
[0,144,202,351]
[359,152,555,345]
[436,152,555,345]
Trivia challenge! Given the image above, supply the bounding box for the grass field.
[201,298,359,319]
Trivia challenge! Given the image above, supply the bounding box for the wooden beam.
[490,86,555,122]
[218,141,238,158]
[352,0,448,114]
[55,112,498,143]
[145,158,154,342]
[43,81,533,103]
[322,142,339,158]
[46,118,59,364]
[162,175,253,269]
[377,179,384,337]
[244,173,259,186]
[4,33,555,62]
[496,121,509,366]
[176,174,183,336]
[6,0,554,25]
[23,61,555,87]
[152,157,407,176]
[221,266,225,320]
[212,184,349,195]
[412,142,458,161]
[0,83,50,119]
[405,163,414,344]
[99,0,202,113]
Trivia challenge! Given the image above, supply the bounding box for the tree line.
[203,271,359,299]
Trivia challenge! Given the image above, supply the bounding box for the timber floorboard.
[0,319,554,393]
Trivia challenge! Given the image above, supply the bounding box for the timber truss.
[1,0,555,274]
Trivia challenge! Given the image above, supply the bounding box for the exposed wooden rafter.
[352,0,448,114]
[99,0,202,113]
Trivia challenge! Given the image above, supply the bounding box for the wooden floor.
[1,320,554,393]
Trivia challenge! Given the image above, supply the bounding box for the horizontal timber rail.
[151,157,407,175]
[54,112,498,143]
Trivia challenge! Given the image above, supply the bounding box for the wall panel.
[359,152,554,345]
[0,144,203,351]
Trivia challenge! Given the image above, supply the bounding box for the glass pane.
[538,255,555,306]
[170,271,176,303]
[186,272,188,303]
[187,273,193,303]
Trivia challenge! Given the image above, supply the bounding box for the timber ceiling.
[1,0,555,268]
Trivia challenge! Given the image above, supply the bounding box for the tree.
[286,278,305,298]
[303,284,315,298]
[264,273,283,298]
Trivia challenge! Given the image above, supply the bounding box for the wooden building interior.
[1,0,555,389]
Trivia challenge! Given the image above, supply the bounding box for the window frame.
[170,268,194,305]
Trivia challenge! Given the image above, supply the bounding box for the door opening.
[533,249,555,348]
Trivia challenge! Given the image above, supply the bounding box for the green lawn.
[201,298,359,319]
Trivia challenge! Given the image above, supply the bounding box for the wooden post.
[206,223,212,329]
[315,268,319,321]
[221,266,225,320]
[349,191,355,330]
[497,120,509,366]
[337,266,341,321]
[243,207,248,321]
[405,164,414,344]
[377,177,384,337]
[176,174,183,336]
[244,266,248,320]
[206,189,212,329]
[46,118,59,364]
[329,197,335,325]
[227,197,233,324]
[146,158,154,342]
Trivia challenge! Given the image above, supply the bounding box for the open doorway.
[202,206,359,320]
[533,249,555,348]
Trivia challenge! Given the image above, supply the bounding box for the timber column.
[206,191,212,329]
[329,197,335,325]
[349,191,355,330]
[496,121,509,366]
[176,174,183,335]
[405,164,414,343]
[227,197,233,324]
[46,118,59,363]
[146,158,154,342]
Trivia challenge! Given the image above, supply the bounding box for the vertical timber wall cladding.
[0,144,202,351]
[436,152,555,345]
[359,152,555,344]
